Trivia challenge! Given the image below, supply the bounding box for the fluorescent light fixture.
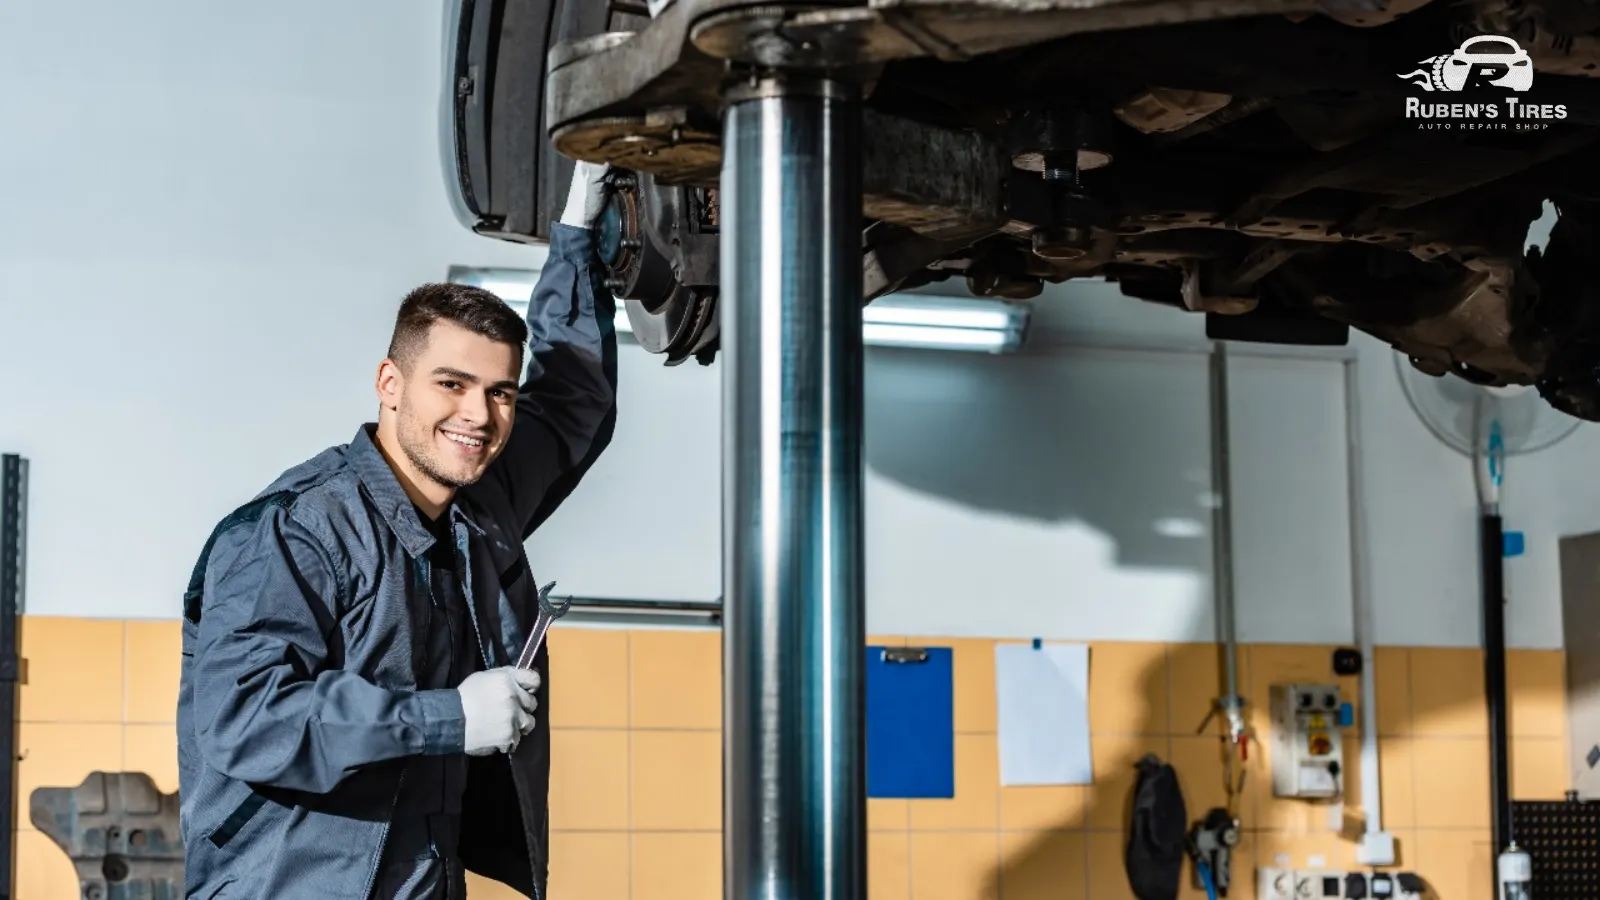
[861,294,1027,352]
[448,265,639,335]
[446,265,1028,352]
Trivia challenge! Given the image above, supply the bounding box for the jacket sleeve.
[190,505,466,794]
[476,222,620,539]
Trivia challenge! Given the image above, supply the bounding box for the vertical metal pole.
[1482,511,1513,870]
[1208,343,1245,743]
[0,455,27,900]
[720,74,866,900]
[1344,360,1391,861]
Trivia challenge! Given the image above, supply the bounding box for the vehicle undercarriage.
[445,0,1600,421]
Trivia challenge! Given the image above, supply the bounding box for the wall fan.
[1393,353,1583,889]
[1395,360,1581,507]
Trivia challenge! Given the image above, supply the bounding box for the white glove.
[559,160,610,228]
[457,667,541,756]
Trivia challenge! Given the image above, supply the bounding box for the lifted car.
[442,0,1600,419]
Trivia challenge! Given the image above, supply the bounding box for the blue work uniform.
[176,223,618,900]
[367,506,480,899]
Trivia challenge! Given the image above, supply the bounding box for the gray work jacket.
[175,223,618,900]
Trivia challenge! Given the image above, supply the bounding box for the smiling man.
[176,162,618,900]
[379,293,529,517]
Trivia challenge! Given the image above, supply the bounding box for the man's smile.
[441,428,490,455]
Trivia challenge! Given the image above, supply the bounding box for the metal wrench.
[515,581,571,669]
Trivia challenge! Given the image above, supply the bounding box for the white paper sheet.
[994,642,1093,786]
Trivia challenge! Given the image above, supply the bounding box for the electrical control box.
[1270,683,1345,799]
[1257,868,1425,900]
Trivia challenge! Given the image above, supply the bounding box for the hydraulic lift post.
[719,74,868,900]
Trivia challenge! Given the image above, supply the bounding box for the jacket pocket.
[499,558,530,592]
[206,789,268,849]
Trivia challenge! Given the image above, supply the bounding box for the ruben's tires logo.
[1398,35,1566,129]
[1400,35,1534,92]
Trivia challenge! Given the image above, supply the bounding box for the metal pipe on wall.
[1342,361,1393,864]
[1208,343,1246,745]
[719,74,868,900]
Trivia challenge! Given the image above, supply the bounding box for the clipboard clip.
[881,647,929,664]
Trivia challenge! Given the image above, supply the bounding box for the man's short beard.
[397,398,477,491]
[402,435,472,490]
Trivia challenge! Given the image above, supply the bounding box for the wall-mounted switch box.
[1270,683,1345,799]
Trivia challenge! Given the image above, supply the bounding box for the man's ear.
[375,358,404,410]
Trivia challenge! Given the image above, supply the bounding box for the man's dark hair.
[387,283,530,374]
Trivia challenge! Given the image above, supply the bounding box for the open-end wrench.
[515,581,571,669]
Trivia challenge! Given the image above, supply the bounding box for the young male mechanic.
[175,162,618,900]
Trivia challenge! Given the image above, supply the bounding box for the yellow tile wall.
[7,617,1573,900]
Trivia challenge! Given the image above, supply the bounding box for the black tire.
[444,0,644,244]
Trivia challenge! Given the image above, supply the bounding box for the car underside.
[445,0,1600,421]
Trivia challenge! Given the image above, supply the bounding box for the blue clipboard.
[865,645,954,798]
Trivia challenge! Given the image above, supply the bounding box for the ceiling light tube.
[862,296,1019,332]
[861,323,1013,352]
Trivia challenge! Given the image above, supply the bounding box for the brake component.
[598,169,721,366]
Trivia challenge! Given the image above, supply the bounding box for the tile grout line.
[1405,649,1419,847]
[626,630,634,900]
[904,819,916,900]
[1075,826,1088,896]
[121,620,129,770]
[1164,643,1175,745]
[990,828,1001,900]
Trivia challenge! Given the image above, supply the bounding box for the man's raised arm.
[476,162,621,539]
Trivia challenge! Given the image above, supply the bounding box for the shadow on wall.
[864,342,1209,573]
[983,645,1223,900]
[863,345,1215,577]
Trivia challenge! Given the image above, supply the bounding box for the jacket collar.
[348,424,476,559]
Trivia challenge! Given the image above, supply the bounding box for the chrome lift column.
[720,73,867,900]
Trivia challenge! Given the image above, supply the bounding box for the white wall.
[0,0,546,615]
[536,284,1594,651]
[3,0,1596,649]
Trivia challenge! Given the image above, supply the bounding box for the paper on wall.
[994,642,1093,786]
